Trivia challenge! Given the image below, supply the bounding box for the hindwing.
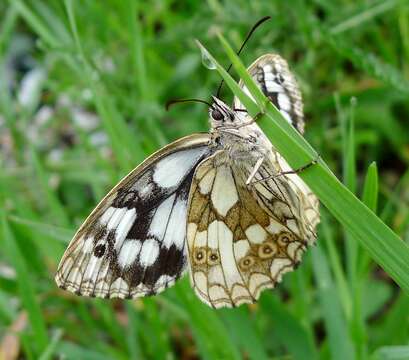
[233,53,305,134]
[186,150,319,308]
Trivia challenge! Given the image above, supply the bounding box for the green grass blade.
[58,341,113,360]
[362,162,379,213]
[321,211,352,318]
[196,35,409,295]
[0,3,18,51]
[330,0,400,35]
[8,215,72,244]
[143,299,173,360]
[359,162,379,276]
[10,0,59,48]
[31,149,70,227]
[125,303,145,360]
[64,0,144,171]
[372,345,409,360]
[339,96,357,193]
[311,245,355,360]
[38,329,64,360]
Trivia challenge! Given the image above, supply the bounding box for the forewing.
[233,54,305,134]
[186,150,319,308]
[56,133,212,299]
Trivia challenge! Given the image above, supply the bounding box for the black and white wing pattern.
[233,53,305,134]
[55,133,212,299]
[186,150,319,308]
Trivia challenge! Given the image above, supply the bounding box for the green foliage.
[0,0,408,359]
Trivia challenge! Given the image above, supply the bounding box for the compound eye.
[211,109,224,121]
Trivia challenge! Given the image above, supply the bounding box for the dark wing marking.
[55,133,212,299]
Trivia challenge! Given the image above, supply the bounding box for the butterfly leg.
[246,156,265,185]
[252,98,272,122]
[253,111,265,122]
[250,154,320,185]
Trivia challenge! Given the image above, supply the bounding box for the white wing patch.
[153,147,207,188]
[148,195,176,240]
[118,240,142,269]
[211,165,239,216]
[139,238,160,267]
[162,198,188,249]
[115,208,137,250]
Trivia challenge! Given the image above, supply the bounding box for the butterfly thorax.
[209,97,272,169]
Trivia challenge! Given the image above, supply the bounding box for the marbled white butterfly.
[55,24,319,308]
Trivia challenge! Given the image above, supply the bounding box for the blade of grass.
[58,341,113,360]
[125,303,144,360]
[330,0,400,35]
[31,147,70,228]
[338,96,367,357]
[373,292,409,346]
[311,244,355,360]
[123,0,166,148]
[321,211,352,318]
[359,162,379,275]
[339,95,357,194]
[372,345,409,360]
[143,299,173,360]
[10,0,60,48]
[196,35,409,295]
[64,0,144,171]
[0,3,18,52]
[362,162,379,213]
[38,329,64,360]
[8,215,72,244]
[336,93,358,304]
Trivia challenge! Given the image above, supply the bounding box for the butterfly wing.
[186,150,319,308]
[234,53,319,238]
[55,133,212,299]
[233,53,305,134]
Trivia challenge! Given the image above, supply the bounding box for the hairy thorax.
[211,123,272,170]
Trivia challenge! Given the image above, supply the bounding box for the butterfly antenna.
[166,98,213,111]
[215,16,271,98]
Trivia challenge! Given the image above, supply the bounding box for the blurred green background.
[1,0,409,359]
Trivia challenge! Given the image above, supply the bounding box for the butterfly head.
[209,96,246,129]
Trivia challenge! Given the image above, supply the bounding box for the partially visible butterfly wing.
[186,150,319,308]
[56,133,212,299]
[233,53,305,134]
[269,150,320,231]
